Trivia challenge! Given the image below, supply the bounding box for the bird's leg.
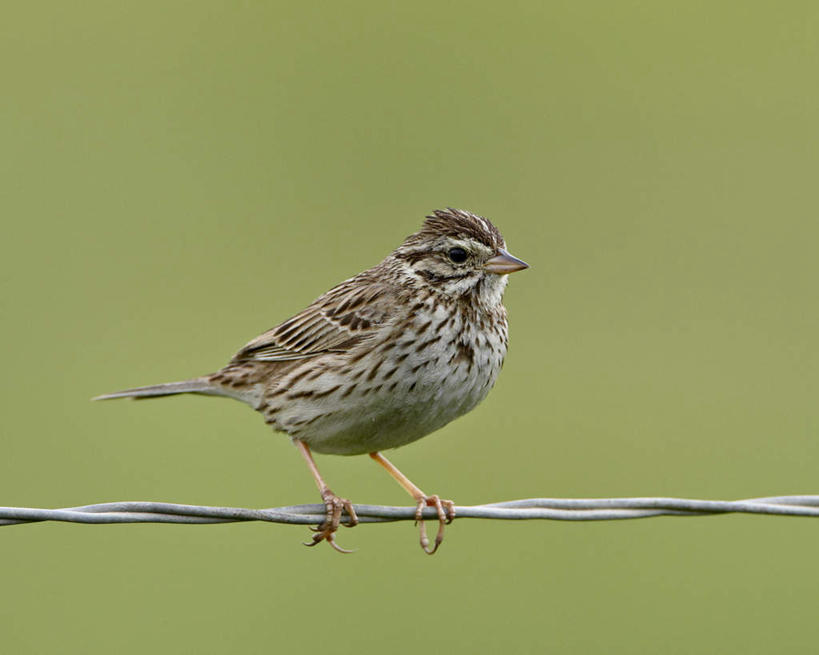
[369,451,455,555]
[295,440,358,553]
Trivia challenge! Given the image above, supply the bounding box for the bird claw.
[303,489,358,553]
[303,533,356,554]
[414,495,455,555]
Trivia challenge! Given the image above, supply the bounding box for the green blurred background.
[2,2,818,652]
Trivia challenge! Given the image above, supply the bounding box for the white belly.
[268,306,508,455]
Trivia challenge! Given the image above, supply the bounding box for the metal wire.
[2,495,819,527]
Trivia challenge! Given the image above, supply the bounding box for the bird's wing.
[230,273,395,364]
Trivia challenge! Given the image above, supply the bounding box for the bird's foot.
[414,495,456,555]
[304,489,358,554]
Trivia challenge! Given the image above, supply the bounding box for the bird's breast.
[262,302,509,455]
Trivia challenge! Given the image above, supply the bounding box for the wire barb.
[2,495,819,527]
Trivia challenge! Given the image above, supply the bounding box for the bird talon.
[326,535,356,554]
[302,488,358,553]
[441,499,456,524]
[340,500,359,528]
[414,494,454,555]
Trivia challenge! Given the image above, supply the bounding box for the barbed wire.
[2,495,819,527]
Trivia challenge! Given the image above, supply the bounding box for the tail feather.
[93,378,217,401]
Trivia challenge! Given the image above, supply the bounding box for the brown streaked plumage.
[95,208,528,554]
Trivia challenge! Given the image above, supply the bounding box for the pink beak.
[484,248,529,275]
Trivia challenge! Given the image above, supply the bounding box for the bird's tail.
[93,377,219,401]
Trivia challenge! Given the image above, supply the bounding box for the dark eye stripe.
[419,270,475,283]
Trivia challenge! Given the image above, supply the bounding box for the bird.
[95,208,528,554]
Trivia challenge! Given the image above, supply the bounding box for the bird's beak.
[484,248,529,275]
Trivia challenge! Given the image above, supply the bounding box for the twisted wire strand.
[2,495,818,527]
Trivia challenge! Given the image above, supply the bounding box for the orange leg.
[369,451,455,555]
[295,440,358,553]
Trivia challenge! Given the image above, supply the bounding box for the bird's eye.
[448,247,468,264]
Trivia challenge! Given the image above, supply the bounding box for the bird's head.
[391,208,528,306]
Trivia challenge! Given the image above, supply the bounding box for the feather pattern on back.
[230,271,395,363]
